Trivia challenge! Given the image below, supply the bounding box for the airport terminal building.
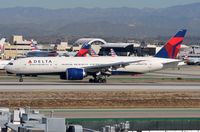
[0,36,189,59]
[1,35,69,59]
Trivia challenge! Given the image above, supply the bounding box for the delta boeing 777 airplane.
[5,29,187,83]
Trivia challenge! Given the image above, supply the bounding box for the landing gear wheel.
[98,78,106,83]
[19,76,23,82]
[97,78,102,83]
[96,78,107,83]
[102,79,106,83]
[89,78,94,83]
[89,77,107,83]
[89,78,100,83]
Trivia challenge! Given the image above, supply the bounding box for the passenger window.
[8,62,13,65]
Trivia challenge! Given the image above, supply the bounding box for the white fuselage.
[5,56,179,75]
[0,60,12,70]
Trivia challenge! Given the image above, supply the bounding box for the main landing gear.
[89,76,107,83]
[18,75,23,82]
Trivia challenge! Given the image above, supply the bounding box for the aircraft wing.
[84,60,144,73]
[162,60,182,68]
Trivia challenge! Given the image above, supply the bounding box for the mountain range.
[0,3,200,42]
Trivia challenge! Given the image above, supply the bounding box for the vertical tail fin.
[53,44,58,52]
[75,43,91,57]
[0,38,6,43]
[89,48,99,57]
[110,48,117,57]
[155,29,187,59]
[30,39,40,51]
[0,38,6,52]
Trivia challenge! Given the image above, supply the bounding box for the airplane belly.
[125,64,150,73]
[113,65,149,75]
[114,62,163,74]
[148,63,163,71]
[23,65,60,74]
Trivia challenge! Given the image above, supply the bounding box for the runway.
[0,82,199,91]
[0,81,199,108]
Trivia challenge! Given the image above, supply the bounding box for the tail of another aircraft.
[155,29,187,59]
[110,48,117,57]
[30,39,40,51]
[75,43,91,57]
[0,38,6,52]
[89,48,99,57]
[0,38,6,43]
[53,44,58,52]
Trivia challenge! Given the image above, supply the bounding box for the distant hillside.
[0,3,200,41]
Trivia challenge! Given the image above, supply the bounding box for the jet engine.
[60,68,86,80]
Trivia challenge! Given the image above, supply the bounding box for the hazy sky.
[0,0,199,9]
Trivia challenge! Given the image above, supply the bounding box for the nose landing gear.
[18,75,23,82]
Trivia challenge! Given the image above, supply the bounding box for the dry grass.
[1,90,200,108]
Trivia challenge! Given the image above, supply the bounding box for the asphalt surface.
[41,108,200,118]
[147,65,200,78]
[0,82,199,91]
[0,66,199,118]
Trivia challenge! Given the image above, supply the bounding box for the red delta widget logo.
[28,60,53,64]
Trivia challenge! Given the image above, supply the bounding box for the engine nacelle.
[60,68,86,80]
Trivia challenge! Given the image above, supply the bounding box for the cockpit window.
[8,62,13,65]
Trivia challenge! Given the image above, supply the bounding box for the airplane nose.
[4,65,10,71]
[5,65,13,73]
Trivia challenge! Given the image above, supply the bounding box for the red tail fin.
[155,29,187,59]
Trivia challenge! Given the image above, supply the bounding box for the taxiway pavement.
[0,82,199,91]
[41,108,200,118]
